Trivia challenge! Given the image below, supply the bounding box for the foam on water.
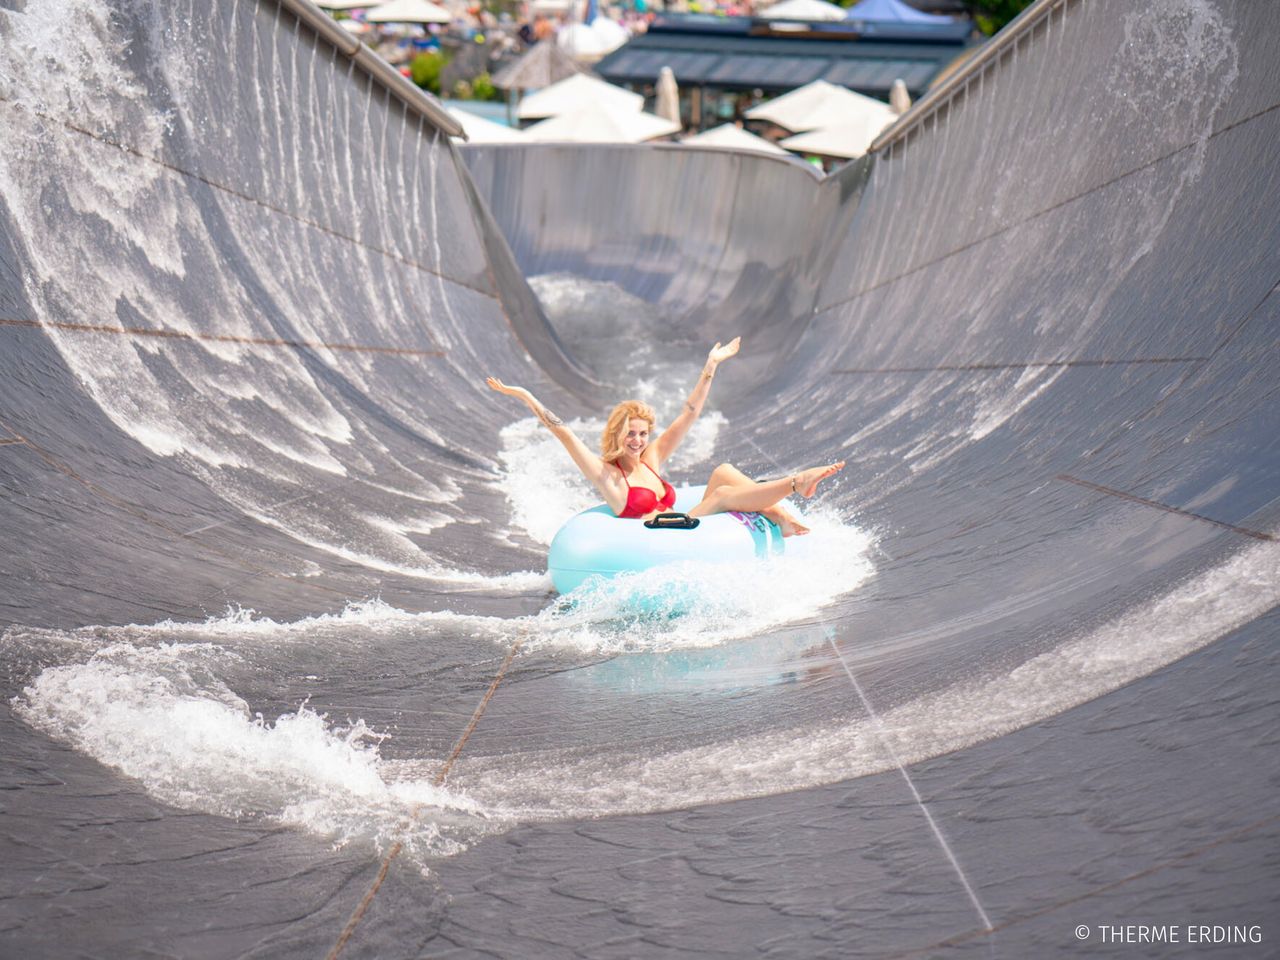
[10,639,500,866]
[9,526,1276,865]
[428,535,1280,820]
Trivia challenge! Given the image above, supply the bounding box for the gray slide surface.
[1,0,1277,956]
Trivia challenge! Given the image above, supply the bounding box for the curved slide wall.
[0,0,591,630]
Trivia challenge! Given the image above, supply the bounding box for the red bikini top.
[615,461,676,519]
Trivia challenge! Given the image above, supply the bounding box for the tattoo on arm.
[541,408,564,427]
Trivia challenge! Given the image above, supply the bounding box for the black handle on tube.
[644,512,700,530]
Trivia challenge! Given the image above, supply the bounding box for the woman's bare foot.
[764,506,809,537]
[794,461,845,498]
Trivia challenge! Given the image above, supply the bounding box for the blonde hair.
[601,400,657,462]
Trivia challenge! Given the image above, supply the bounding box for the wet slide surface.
[1,0,1278,957]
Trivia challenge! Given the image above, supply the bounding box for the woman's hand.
[707,336,741,366]
[485,377,531,401]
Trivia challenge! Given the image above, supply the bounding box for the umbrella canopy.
[447,107,528,143]
[491,40,587,92]
[681,123,790,156]
[315,0,384,9]
[517,72,644,120]
[364,0,451,23]
[845,0,953,23]
[589,18,630,53]
[778,114,891,159]
[523,101,680,143]
[556,22,613,60]
[655,66,680,126]
[745,79,894,133]
[758,0,847,21]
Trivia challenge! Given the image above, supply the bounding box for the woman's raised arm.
[652,336,740,464]
[485,378,613,492]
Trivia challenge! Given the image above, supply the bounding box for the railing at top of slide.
[271,0,465,139]
[871,0,1074,153]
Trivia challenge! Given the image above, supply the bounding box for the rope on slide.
[325,630,527,960]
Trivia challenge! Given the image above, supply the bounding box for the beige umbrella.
[590,18,630,53]
[523,101,680,143]
[778,114,892,159]
[655,66,680,126]
[681,123,790,156]
[315,0,385,8]
[745,79,833,129]
[364,0,451,23]
[746,79,894,133]
[447,108,528,143]
[758,0,847,21]
[556,23,614,62]
[517,73,644,121]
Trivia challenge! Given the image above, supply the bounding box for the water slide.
[1,0,1277,955]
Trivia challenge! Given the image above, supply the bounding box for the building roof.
[846,0,955,24]
[596,14,974,97]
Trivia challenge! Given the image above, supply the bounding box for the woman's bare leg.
[700,463,810,536]
[689,461,844,520]
[703,462,749,499]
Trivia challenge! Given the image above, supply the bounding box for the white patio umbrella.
[589,18,630,53]
[681,124,790,156]
[315,0,385,9]
[447,108,528,143]
[364,0,451,24]
[759,0,847,21]
[745,79,833,128]
[655,66,680,126]
[745,79,895,133]
[517,73,644,120]
[556,22,613,61]
[778,114,891,159]
[523,101,680,143]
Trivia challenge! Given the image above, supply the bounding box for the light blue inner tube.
[548,485,784,595]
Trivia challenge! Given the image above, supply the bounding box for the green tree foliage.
[409,52,448,95]
[965,0,1035,36]
[471,72,500,102]
[833,1,1036,38]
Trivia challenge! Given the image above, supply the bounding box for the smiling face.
[600,400,658,462]
[621,417,651,458]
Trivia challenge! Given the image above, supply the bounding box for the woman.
[485,337,843,537]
